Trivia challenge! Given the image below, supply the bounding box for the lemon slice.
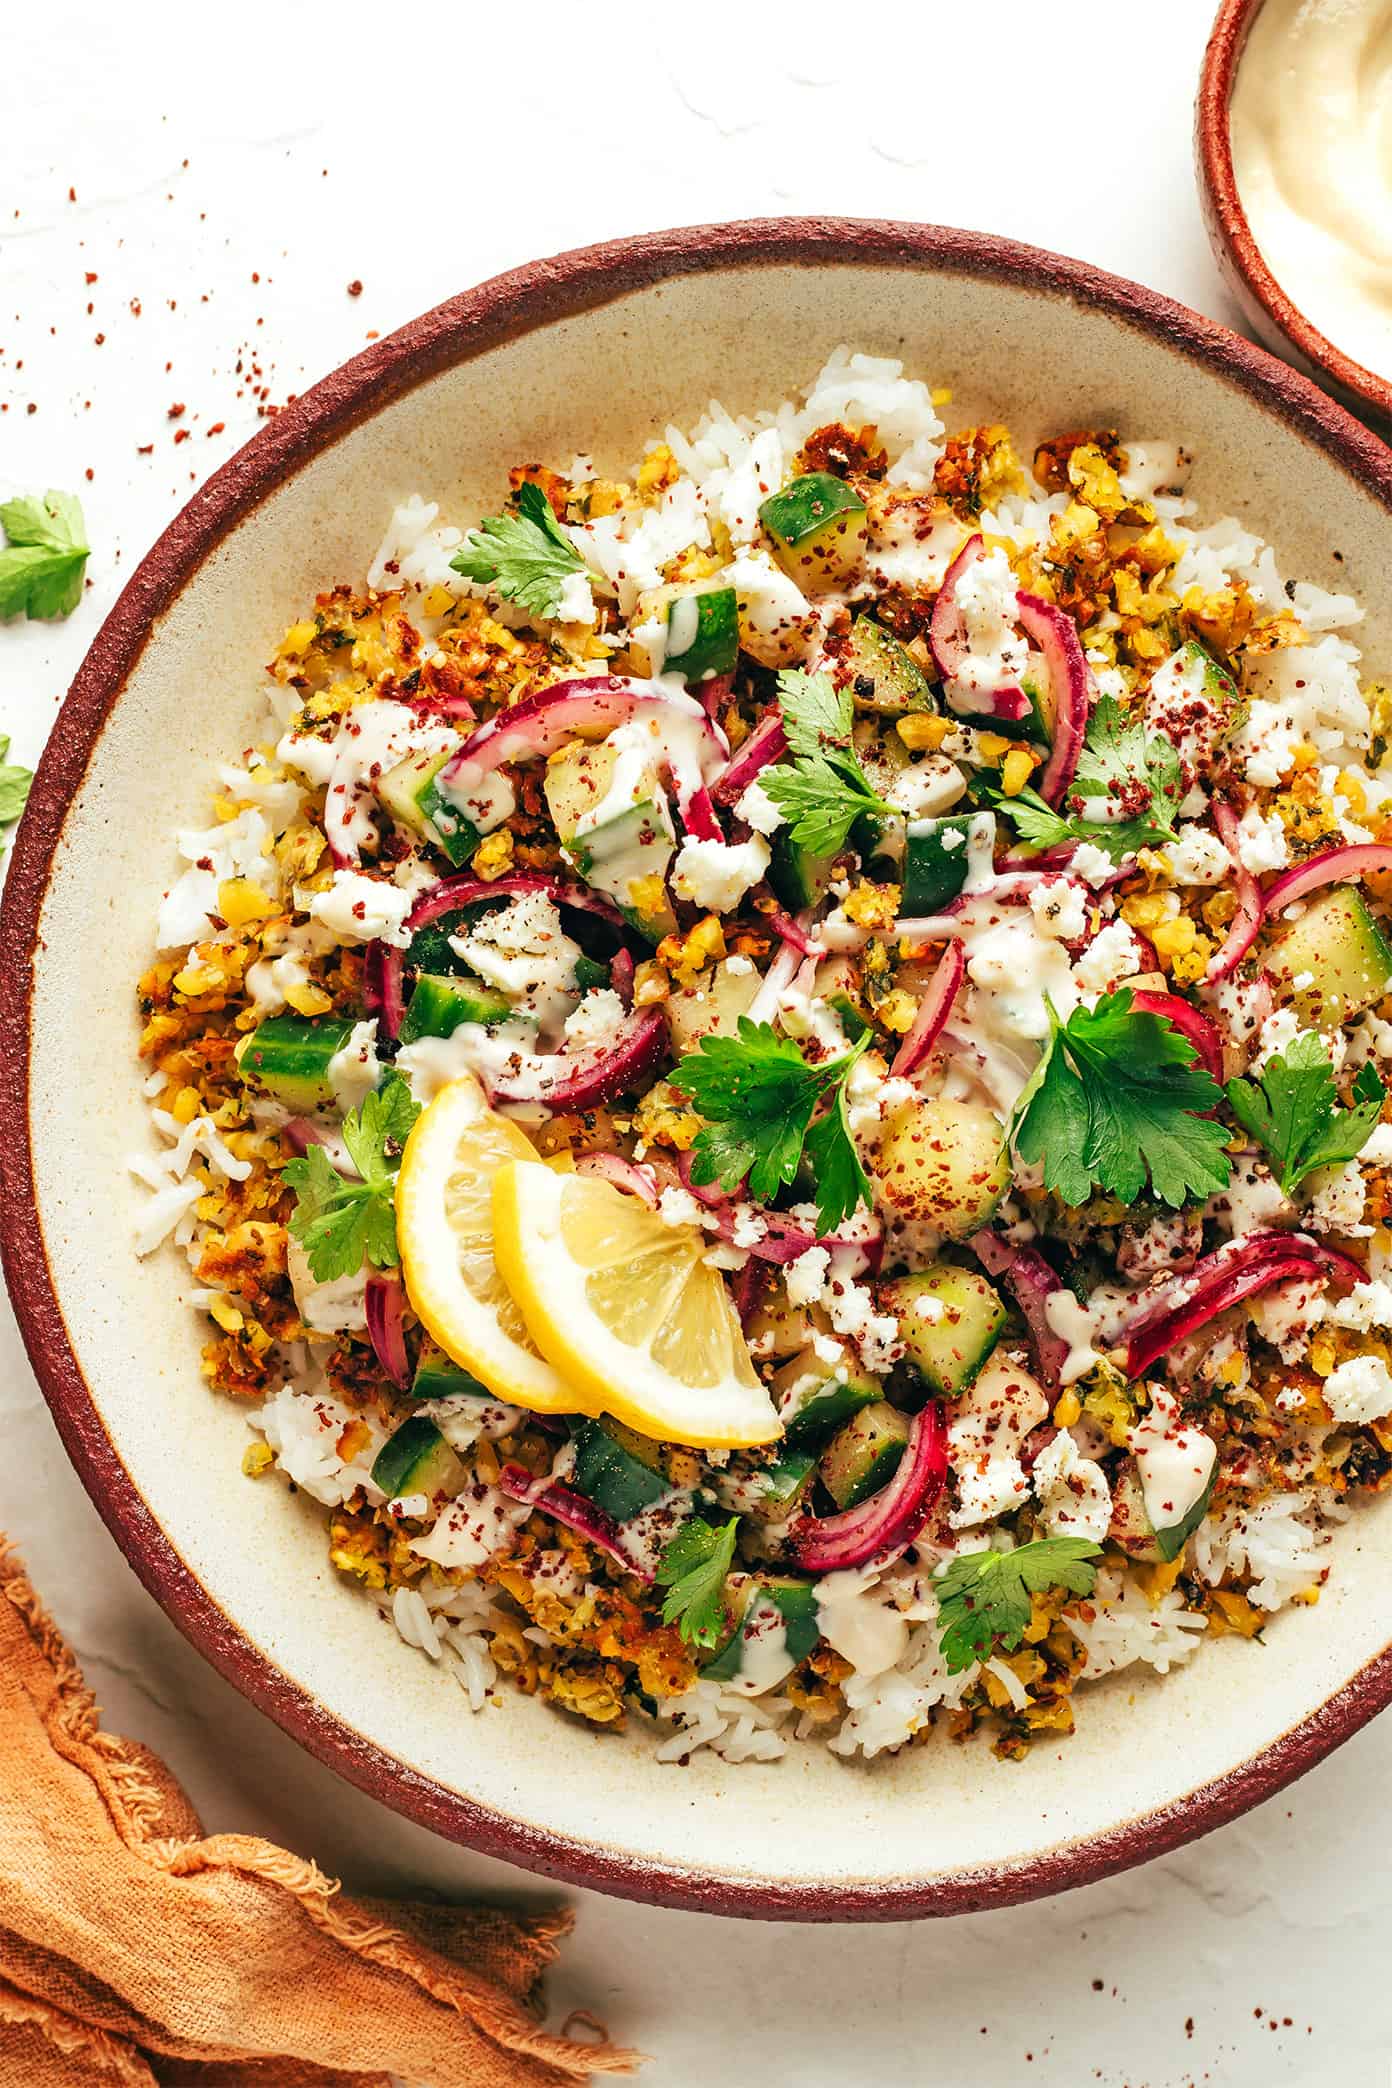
[395,1075,573,1411]
[490,1160,781,1449]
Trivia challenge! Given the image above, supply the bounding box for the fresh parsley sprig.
[671,1018,873,1236]
[283,1075,421,1283]
[449,479,586,620]
[762,668,894,857]
[656,1515,739,1649]
[1226,1032,1386,1196]
[935,1537,1102,1673]
[1010,988,1232,1209]
[0,490,90,622]
[977,695,1183,864]
[0,733,33,861]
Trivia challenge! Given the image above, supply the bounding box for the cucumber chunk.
[545,739,677,944]
[877,1096,1010,1241]
[241,1012,355,1112]
[574,953,610,992]
[902,812,993,917]
[377,745,480,867]
[664,584,739,683]
[570,1418,670,1523]
[881,1263,1006,1398]
[400,971,510,1046]
[844,616,932,715]
[760,472,867,592]
[768,826,839,912]
[819,1401,911,1509]
[664,957,761,1055]
[774,1355,883,1448]
[370,1415,466,1501]
[1266,883,1392,1030]
[812,955,871,1041]
[702,1574,821,1683]
[410,1343,492,1401]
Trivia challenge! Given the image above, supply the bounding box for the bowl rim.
[8,214,1392,1920]
[1196,0,1392,424]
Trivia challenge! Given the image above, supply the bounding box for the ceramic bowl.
[8,219,1392,1921]
[1197,0,1392,424]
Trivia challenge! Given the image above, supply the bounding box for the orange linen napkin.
[0,1541,641,2086]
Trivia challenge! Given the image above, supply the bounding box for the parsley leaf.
[671,1019,872,1235]
[656,1515,739,1649]
[976,697,1183,864]
[282,1074,421,1283]
[761,668,894,858]
[1226,1032,1386,1196]
[0,490,90,622]
[0,733,33,858]
[449,480,585,619]
[1011,990,1232,1209]
[935,1537,1102,1673]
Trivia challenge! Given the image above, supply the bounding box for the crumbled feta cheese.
[1164,824,1232,886]
[785,1246,831,1307]
[1032,1430,1112,1544]
[1323,1353,1392,1425]
[657,1185,706,1230]
[734,777,786,836]
[449,891,581,1031]
[671,834,771,911]
[1073,921,1144,998]
[1069,841,1116,889]
[305,869,413,947]
[1234,806,1289,875]
[943,547,1027,711]
[563,988,626,1053]
[1304,1160,1369,1234]
[328,1019,382,1115]
[1028,880,1088,942]
[886,757,967,820]
[725,953,755,977]
[1325,1277,1392,1331]
[1254,1007,1302,1071]
[1360,1123,1392,1165]
[730,1207,767,1250]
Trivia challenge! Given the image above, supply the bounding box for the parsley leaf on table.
[0,733,33,860]
[282,1074,421,1283]
[762,667,895,858]
[449,480,585,619]
[0,490,90,622]
[1011,989,1232,1209]
[935,1537,1102,1673]
[1226,1032,1386,1196]
[656,1516,740,1649]
[671,1019,872,1235]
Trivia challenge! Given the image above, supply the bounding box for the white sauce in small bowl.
[1231,0,1392,379]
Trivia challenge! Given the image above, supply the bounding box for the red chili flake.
[67,186,76,202]
[251,271,260,283]
[347,279,363,297]
[84,271,98,285]
[173,428,190,444]
[206,422,225,437]
[129,298,141,317]
[94,332,105,345]
[167,401,185,419]
[26,402,36,415]
[84,468,93,481]
[137,443,154,455]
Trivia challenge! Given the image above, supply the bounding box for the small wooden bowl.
[1197,0,1392,424]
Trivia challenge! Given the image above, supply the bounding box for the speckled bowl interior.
[10,222,1392,1918]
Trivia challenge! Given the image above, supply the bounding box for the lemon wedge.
[395,1075,573,1412]
[490,1160,781,1449]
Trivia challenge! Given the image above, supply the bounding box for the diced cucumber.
[819,1402,911,1510]
[410,1343,492,1401]
[768,826,839,912]
[744,1291,824,1361]
[774,1355,883,1448]
[574,953,610,992]
[570,1418,670,1523]
[545,739,677,944]
[377,745,480,867]
[844,616,932,715]
[760,472,868,592]
[370,1415,466,1501]
[241,1012,355,1112]
[664,583,739,683]
[877,1096,1011,1241]
[664,957,761,1055]
[1152,1465,1218,1563]
[400,971,510,1046]
[702,1574,821,1683]
[812,955,871,1040]
[902,813,992,916]
[757,1447,818,1515]
[710,1444,819,1520]
[881,1263,1006,1398]
[1266,884,1392,1030]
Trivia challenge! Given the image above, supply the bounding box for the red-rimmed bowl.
[6,219,1392,1920]
[1197,0,1392,424]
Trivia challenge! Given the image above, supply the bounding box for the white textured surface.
[2,3,1389,2083]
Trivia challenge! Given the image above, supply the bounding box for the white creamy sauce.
[1043,1288,1106,1387]
[1231,0,1392,379]
[815,1567,911,1676]
[435,760,516,834]
[1129,1389,1217,1538]
[278,702,449,862]
[725,1597,798,1697]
